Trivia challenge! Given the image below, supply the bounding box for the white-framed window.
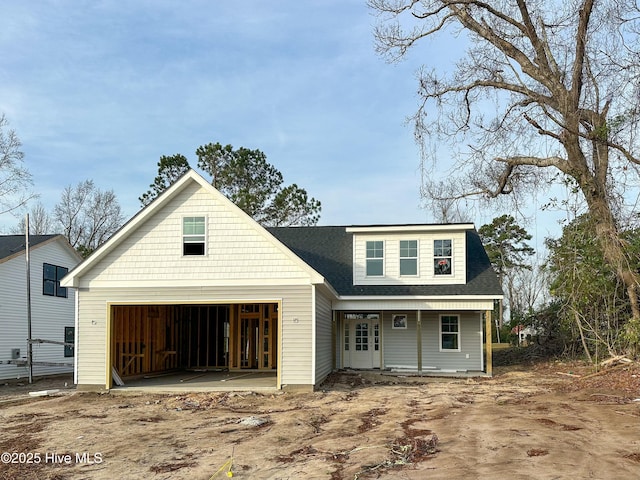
[434,239,452,275]
[366,240,384,276]
[183,216,206,256]
[392,314,407,329]
[399,240,418,276]
[440,314,460,351]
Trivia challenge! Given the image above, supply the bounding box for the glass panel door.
[355,323,369,351]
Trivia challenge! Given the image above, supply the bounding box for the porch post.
[485,310,493,376]
[416,310,422,374]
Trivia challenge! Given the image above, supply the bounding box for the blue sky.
[0,1,562,252]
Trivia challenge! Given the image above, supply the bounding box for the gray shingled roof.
[0,235,59,261]
[268,226,502,297]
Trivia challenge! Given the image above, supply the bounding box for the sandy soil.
[1,361,639,480]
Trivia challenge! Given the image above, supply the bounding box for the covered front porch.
[334,301,495,376]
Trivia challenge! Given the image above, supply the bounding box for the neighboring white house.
[61,170,503,392]
[0,235,82,381]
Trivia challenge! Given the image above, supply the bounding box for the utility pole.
[25,214,33,384]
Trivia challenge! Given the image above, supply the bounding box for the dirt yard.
[1,361,639,480]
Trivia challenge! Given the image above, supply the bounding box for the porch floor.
[347,368,490,379]
[110,370,278,394]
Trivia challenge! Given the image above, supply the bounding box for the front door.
[344,316,380,369]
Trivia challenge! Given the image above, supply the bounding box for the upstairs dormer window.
[399,240,418,276]
[434,239,452,275]
[183,216,206,256]
[366,240,384,276]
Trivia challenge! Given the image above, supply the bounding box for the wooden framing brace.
[111,305,179,377]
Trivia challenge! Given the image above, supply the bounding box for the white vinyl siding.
[353,230,466,286]
[75,285,314,388]
[382,312,418,369]
[380,311,482,371]
[314,288,333,384]
[78,182,314,287]
[422,312,482,370]
[0,239,79,381]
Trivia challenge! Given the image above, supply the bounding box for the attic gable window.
[366,241,384,276]
[183,216,206,256]
[434,239,452,275]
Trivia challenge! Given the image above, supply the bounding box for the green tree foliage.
[139,154,190,207]
[479,215,534,278]
[141,143,321,227]
[545,215,640,359]
[479,215,535,327]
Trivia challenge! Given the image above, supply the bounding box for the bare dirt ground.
[1,360,639,480]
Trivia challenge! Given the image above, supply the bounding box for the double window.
[440,315,460,351]
[366,241,384,276]
[183,216,206,255]
[434,239,452,275]
[43,263,68,298]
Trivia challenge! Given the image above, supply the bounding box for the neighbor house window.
[399,240,418,276]
[440,315,460,351]
[43,263,68,298]
[64,326,75,358]
[434,239,452,275]
[183,216,206,255]
[366,241,384,276]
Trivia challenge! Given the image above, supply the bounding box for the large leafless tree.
[54,180,125,257]
[0,113,34,216]
[370,0,640,321]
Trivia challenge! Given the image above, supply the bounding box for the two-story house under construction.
[61,170,502,391]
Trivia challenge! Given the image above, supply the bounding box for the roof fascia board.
[345,224,475,233]
[337,294,503,301]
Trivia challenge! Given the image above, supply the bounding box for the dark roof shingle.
[0,235,59,261]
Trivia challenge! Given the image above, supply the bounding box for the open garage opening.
[109,303,279,389]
